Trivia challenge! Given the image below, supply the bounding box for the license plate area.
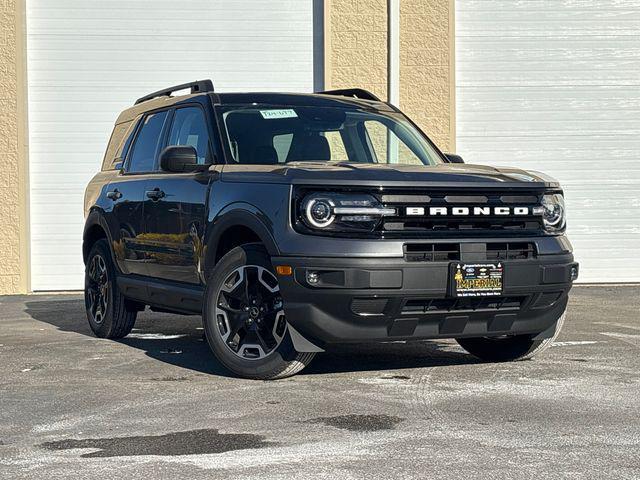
[451,263,503,297]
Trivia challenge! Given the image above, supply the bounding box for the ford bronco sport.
[83,80,578,379]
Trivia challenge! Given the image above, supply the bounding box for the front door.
[142,106,213,284]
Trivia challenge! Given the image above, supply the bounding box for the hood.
[220,162,560,189]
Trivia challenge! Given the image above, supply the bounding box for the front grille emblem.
[404,206,536,216]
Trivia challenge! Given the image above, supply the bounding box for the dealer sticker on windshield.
[452,263,503,297]
[259,109,298,120]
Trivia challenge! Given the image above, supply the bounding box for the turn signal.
[276,265,293,276]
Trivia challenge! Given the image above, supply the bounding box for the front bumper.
[273,252,577,348]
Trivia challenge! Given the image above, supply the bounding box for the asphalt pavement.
[0,285,638,479]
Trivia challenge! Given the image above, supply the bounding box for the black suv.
[83,80,578,379]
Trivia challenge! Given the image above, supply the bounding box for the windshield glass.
[219,106,443,166]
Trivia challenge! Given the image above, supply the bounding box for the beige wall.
[325,0,389,100]
[0,0,28,294]
[400,0,455,152]
[327,0,455,151]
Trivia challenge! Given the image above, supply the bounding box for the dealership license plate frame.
[451,262,504,297]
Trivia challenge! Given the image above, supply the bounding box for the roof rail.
[317,88,381,102]
[134,79,214,105]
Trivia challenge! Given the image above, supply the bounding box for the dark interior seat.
[249,145,279,165]
[286,133,331,162]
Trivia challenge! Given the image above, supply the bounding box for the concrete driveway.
[0,286,638,479]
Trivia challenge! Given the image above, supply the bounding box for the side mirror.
[160,145,206,173]
[445,153,464,164]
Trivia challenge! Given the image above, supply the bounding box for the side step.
[117,275,203,315]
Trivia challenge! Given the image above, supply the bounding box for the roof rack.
[134,79,214,105]
[317,88,381,102]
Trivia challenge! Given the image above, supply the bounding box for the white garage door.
[27,0,315,290]
[456,0,640,283]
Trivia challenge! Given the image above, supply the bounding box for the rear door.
[108,110,169,276]
[142,105,214,284]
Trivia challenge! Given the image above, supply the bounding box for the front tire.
[456,311,566,362]
[84,239,137,339]
[203,244,315,380]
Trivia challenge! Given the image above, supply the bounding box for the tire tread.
[85,239,137,339]
[203,244,315,380]
[456,311,566,362]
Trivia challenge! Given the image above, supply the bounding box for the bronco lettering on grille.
[405,206,539,216]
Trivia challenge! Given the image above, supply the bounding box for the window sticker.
[259,109,298,120]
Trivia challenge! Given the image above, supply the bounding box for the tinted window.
[167,107,210,165]
[273,133,293,162]
[127,111,168,173]
[324,131,349,161]
[102,119,133,170]
[119,118,139,162]
[221,107,442,166]
[364,120,423,165]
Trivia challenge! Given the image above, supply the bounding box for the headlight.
[304,197,335,228]
[299,193,396,233]
[540,193,566,232]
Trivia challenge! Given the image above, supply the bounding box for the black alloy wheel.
[86,253,109,325]
[215,265,287,360]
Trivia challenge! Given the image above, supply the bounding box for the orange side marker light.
[276,265,293,276]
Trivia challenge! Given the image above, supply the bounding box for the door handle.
[146,188,165,201]
[106,189,122,201]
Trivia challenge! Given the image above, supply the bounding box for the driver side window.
[167,107,211,165]
[127,111,168,173]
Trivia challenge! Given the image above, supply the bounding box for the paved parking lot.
[0,285,639,479]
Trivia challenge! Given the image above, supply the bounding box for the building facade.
[0,0,638,293]
[0,0,454,293]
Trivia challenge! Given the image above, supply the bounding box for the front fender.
[203,203,281,274]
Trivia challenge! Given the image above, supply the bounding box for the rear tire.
[84,239,137,339]
[456,311,566,362]
[203,244,315,380]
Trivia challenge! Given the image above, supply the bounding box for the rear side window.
[127,111,168,173]
[167,107,210,165]
[101,119,134,170]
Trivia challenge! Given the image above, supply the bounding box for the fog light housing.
[306,271,319,285]
[570,264,579,281]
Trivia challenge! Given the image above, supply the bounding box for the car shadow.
[24,296,478,379]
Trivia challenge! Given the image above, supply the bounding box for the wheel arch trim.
[204,203,281,275]
[83,209,117,267]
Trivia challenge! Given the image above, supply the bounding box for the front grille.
[404,243,460,262]
[402,296,526,314]
[403,242,536,262]
[378,189,544,236]
[384,219,538,233]
[351,298,389,316]
[486,242,536,260]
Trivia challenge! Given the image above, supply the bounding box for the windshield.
[218,106,443,166]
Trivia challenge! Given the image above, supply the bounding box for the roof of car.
[213,91,391,109]
[115,89,394,125]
